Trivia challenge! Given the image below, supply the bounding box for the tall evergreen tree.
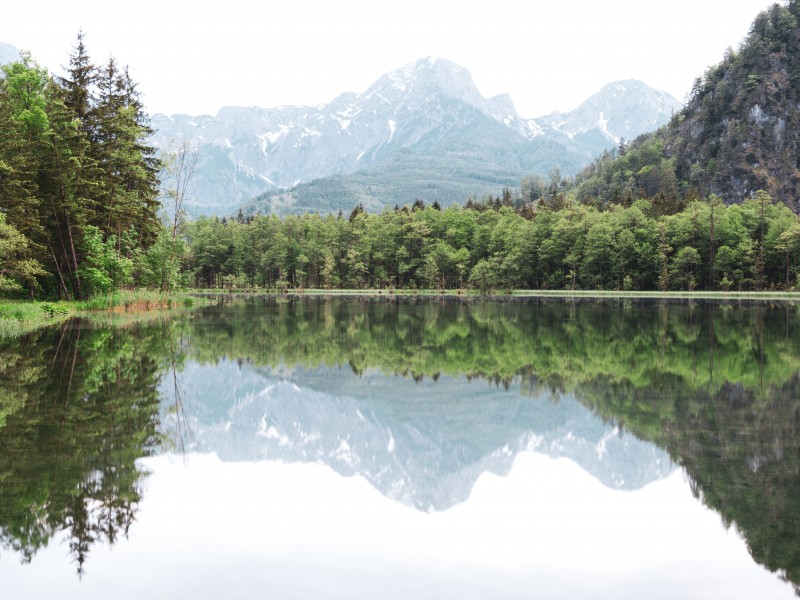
[0,38,162,299]
[92,58,160,250]
[56,30,96,131]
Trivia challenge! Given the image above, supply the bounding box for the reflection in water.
[6,451,793,600]
[0,297,799,595]
[163,361,673,511]
[0,319,163,575]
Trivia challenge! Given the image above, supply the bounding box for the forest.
[181,194,800,293]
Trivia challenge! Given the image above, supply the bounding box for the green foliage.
[78,225,132,296]
[0,54,51,136]
[467,259,497,293]
[181,194,800,293]
[0,213,46,293]
[0,36,161,300]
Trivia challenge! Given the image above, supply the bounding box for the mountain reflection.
[1,296,799,590]
[162,361,673,511]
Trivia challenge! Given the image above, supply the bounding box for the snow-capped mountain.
[536,79,680,146]
[150,58,681,216]
[160,360,674,512]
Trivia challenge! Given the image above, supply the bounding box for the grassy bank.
[0,300,73,338]
[0,290,203,338]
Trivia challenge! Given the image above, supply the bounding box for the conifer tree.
[92,58,160,250]
[57,30,96,131]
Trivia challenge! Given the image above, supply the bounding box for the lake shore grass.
[0,290,205,338]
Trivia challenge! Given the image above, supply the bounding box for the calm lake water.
[1,296,799,599]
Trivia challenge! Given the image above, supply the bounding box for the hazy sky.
[0,0,781,118]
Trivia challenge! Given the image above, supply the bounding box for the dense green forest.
[182,195,800,292]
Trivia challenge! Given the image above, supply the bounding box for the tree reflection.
[0,319,163,576]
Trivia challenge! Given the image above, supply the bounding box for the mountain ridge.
[150,57,680,216]
[0,44,681,216]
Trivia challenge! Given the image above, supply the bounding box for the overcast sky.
[0,0,781,118]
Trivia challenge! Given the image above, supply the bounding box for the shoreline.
[0,291,204,339]
[3,287,799,338]
[188,287,800,301]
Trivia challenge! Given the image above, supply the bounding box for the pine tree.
[57,30,96,131]
[91,58,160,251]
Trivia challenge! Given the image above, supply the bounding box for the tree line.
[181,192,800,293]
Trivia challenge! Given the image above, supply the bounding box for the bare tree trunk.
[52,146,83,299]
[51,246,72,300]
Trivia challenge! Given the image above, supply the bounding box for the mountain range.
[149,58,680,216]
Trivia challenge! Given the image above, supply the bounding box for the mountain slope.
[536,79,679,147]
[150,58,680,216]
[575,1,800,210]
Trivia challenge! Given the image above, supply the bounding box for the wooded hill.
[574,0,800,212]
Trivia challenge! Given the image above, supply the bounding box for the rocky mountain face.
[160,360,674,512]
[667,1,800,205]
[150,58,680,216]
[576,1,800,210]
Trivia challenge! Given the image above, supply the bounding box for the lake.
[1,296,798,599]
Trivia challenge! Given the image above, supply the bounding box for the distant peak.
[597,79,669,96]
[369,56,480,103]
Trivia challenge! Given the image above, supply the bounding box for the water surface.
[1,297,798,598]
